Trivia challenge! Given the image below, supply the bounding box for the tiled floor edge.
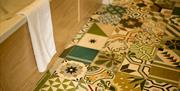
[34,70,51,91]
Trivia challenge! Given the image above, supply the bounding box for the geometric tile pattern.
[35,0,180,90]
[125,7,149,20]
[87,23,108,37]
[39,73,78,91]
[129,43,157,62]
[149,63,180,86]
[120,55,151,79]
[84,66,114,86]
[143,79,179,91]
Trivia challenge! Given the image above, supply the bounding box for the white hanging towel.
[17,0,56,72]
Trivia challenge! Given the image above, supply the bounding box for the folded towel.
[17,0,56,72]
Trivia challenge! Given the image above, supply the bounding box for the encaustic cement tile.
[143,79,179,91]
[111,72,146,91]
[76,77,112,91]
[149,37,180,86]
[154,36,180,68]
[129,42,157,62]
[92,50,125,71]
[93,12,122,26]
[55,59,87,81]
[77,33,108,50]
[134,31,162,46]
[39,73,78,91]
[65,45,99,64]
[84,66,114,90]
[76,79,91,91]
[155,47,180,68]
[124,6,149,21]
[96,23,115,37]
[103,39,130,54]
[110,26,140,43]
[119,53,151,79]
[142,18,166,37]
[149,64,180,87]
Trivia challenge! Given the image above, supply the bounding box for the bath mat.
[35,0,180,90]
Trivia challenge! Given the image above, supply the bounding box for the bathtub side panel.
[0,23,42,91]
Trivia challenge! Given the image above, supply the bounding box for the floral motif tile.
[55,59,87,80]
[92,51,124,71]
[77,33,108,50]
[111,72,146,91]
[84,66,114,90]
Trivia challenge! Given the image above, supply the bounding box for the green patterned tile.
[129,42,157,62]
[39,73,78,91]
[149,62,180,86]
[87,23,108,37]
[112,72,146,91]
[65,45,99,64]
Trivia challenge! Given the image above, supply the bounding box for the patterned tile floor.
[35,0,180,91]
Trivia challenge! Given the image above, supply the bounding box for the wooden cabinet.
[0,23,43,91]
